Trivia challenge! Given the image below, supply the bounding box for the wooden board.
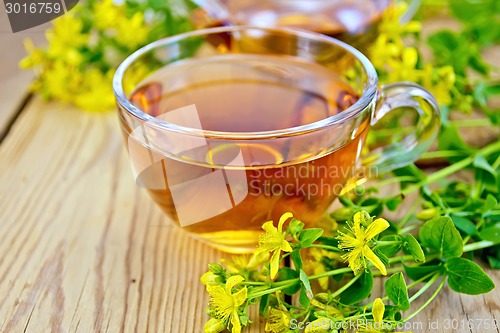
[0,99,498,333]
[0,9,47,137]
[0,13,499,333]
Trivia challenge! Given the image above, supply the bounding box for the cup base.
[187,229,262,254]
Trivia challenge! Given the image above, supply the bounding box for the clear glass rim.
[113,25,378,139]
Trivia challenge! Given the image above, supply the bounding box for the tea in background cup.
[191,0,421,50]
[114,27,439,253]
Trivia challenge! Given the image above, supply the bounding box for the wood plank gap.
[0,93,33,144]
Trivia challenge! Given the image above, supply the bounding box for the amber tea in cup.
[114,27,439,253]
[191,0,420,50]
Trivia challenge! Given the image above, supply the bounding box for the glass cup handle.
[361,82,441,173]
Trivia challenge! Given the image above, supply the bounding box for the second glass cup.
[114,26,439,253]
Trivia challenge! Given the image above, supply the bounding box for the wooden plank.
[0,97,498,332]
[0,98,267,332]
[0,9,47,137]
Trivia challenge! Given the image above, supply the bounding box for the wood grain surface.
[0,14,499,333]
[0,11,48,136]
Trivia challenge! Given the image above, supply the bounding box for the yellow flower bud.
[204,318,226,333]
[330,207,354,222]
[353,211,372,227]
[416,208,440,221]
[372,298,385,323]
[200,272,223,286]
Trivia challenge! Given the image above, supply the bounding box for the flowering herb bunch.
[201,4,500,331]
[201,211,495,333]
[20,0,196,112]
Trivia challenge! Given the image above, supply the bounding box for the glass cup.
[191,0,422,51]
[113,26,439,253]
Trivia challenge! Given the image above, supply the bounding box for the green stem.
[364,272,437,309]
[388,253,440,264]
[398,201,420,228]
[372,176,417,189]
[372,265,404,277]
[400,224,419,234]
[309,267,353,280]
[407,272,439,289]
[408,273,440,303]
[450,118,492,127]
[464,240,498,252]
[492,155,500,169]
[249,281,298,299]
[240,281,267,286]
[402,140,500,196]
[310,244,342,252]
[420,150,469,159]
[376,240,402,246]
[403,276,446,322]
[388,254,414,264]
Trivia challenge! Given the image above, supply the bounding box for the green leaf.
[299,228,324,248]
[339,270,373,305]
[384,273,410,311]
[374,248,389,267]
[450,0,499,23]
[479,223,500,243]
[404,264,443,281]
[419,217,464,259]
[383,305,402,322]
[358,198,384,216]
[378,235,402,258]
[291,250,303,270]
[240,313,249,326]
[485,194,499,211]
[445,258,495,295]
[473,155,497,180]
[330,207,354,222]
[392,164,426,188]
[487,255,500,269]
[277,268,300,295]
[385,195,404,211]
[299,269,313,300]
[451,215,477,236]
[403,234,426,263]
[437,124,472,162]
[259,294,270,317]
[299,286,311,309]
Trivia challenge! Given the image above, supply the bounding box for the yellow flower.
[206,275,248,333]
[265,308,291,333]
[222,250,270,274]
[354,298,386,333]
[310,298,343,318]
[369,35,402,69]
[73,69,116,112]
[305,318,334,333]
[304,248,342,290]
[19,38,46,69]
[386,47,421,83]
[258,212,294,279]
[46,14,88,52]
[378,3,421,39]
[115,12,150,48]
[421,64,456,106]
[93,0,121,30]
[337,211,390,276]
